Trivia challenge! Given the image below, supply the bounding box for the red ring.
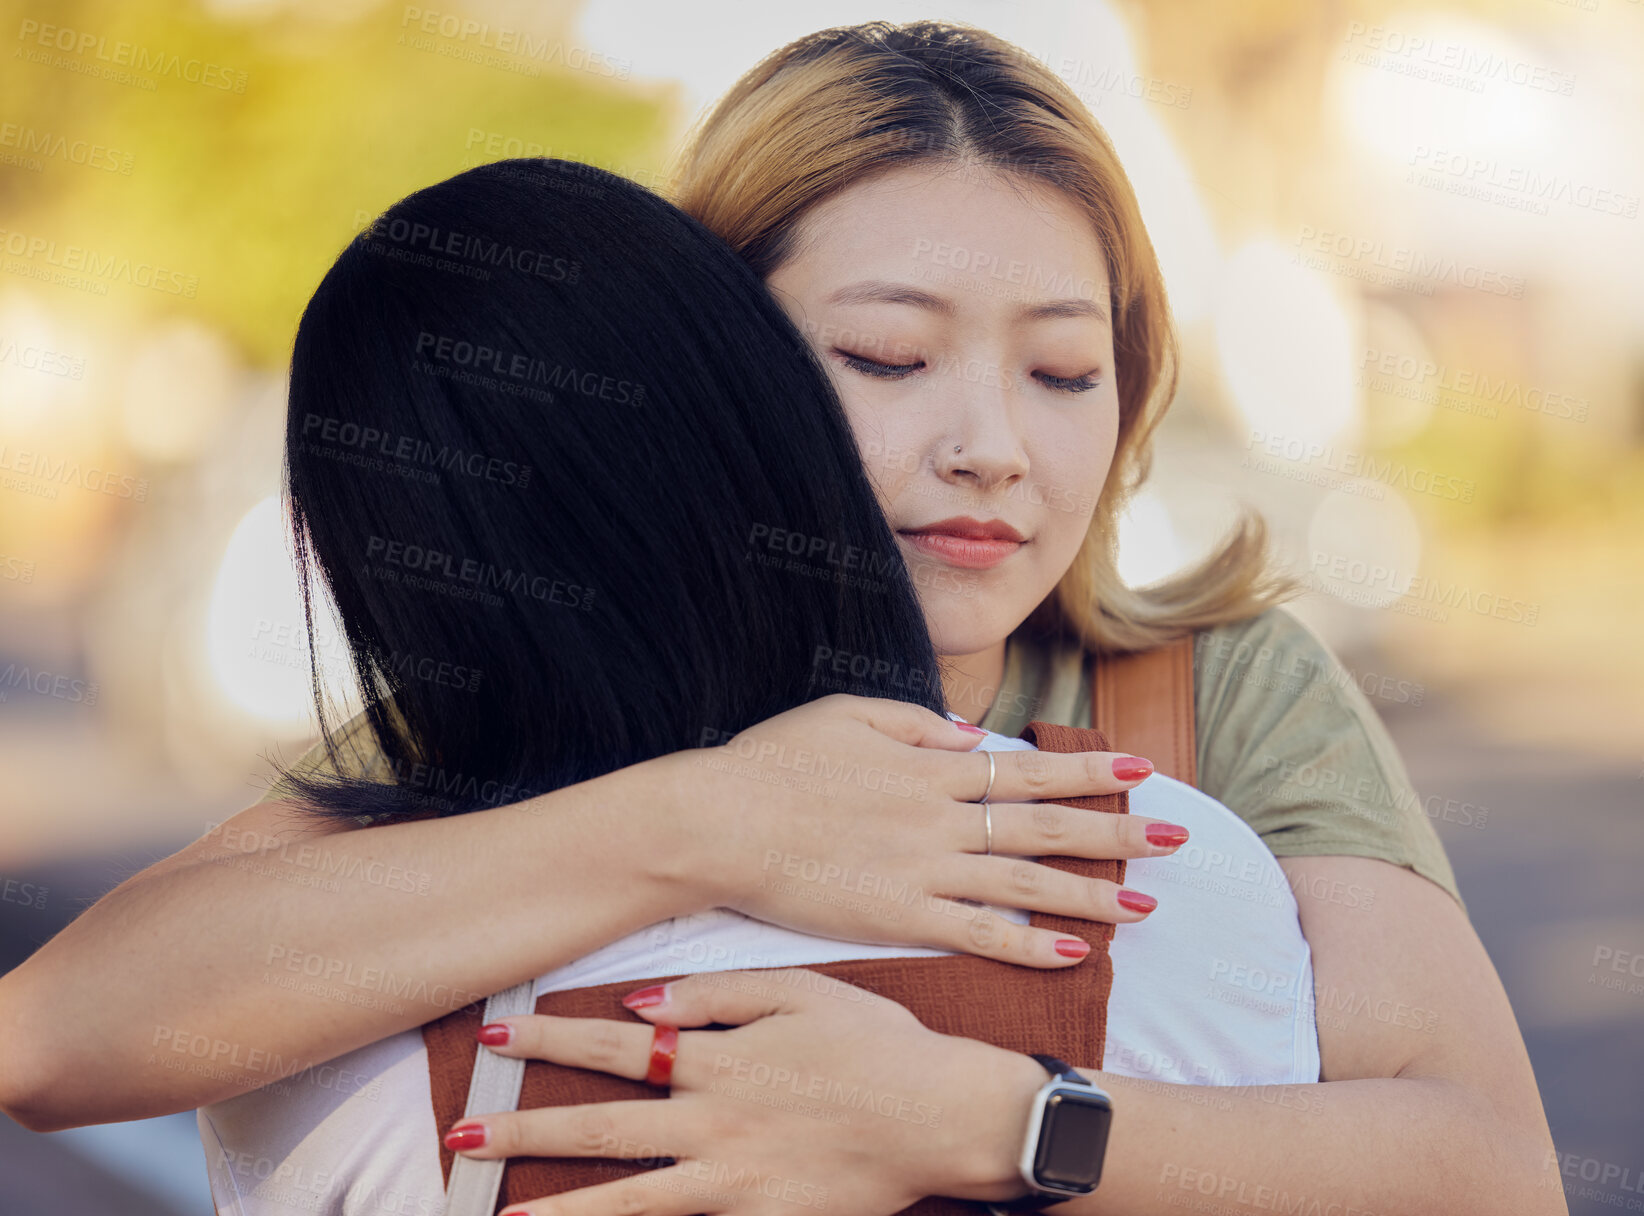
[644,1025,679,1087]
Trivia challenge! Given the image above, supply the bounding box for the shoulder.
[1188,608,1461,902]
[1190,607,1381,746]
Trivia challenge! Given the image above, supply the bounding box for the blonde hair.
[672,21,1295,654]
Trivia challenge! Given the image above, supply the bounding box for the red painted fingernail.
[956,722,987,735]
[1112,756,1153,781]
[1054,938,1091,958]
[477,1022,513,1046]
[1145,822,1189,848]
[444,1122,488,1151]
[622,984,669,1010]
[1117,889,1157,914]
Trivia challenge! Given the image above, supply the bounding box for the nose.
[931,371,1029,492]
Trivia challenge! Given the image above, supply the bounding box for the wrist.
[597,749,717,917]
[953,1041,1056,1201]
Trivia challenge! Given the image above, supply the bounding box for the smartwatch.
[985,1054,1113,1214]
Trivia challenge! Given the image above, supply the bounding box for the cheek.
[830,373,924,502]
[1028,397,1118,555]
[1034,393,1117,501]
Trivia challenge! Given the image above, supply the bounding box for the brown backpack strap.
[1090,636,1197,787]
[426,727,1125,1215]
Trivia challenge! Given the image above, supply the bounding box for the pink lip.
[899,516,1026,571]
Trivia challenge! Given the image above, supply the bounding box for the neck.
[941,640,1007,726]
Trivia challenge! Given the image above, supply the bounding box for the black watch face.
[1034,1089,1112,1193]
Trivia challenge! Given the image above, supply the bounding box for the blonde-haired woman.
[0,19,1559,1216]
[433,23,1554,1214]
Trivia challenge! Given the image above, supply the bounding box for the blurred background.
[0,0,1638,1211]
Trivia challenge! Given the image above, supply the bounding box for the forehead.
[786,162,1111,305]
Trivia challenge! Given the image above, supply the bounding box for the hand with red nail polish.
[476,1022,514,1047]
[1112,755,1154,782]
[434,968,1067,1212]
[638,698,1198,970]
[620,984,669,1010]
[1116,889,1158,914]
[443,1120,487,1151]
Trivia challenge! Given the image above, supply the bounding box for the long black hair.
[284,158,947,822]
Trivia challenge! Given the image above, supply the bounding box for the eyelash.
[835,351,1101,394]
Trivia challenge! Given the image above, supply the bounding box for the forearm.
[0,766,697,1130]
[1054,1071,1562,1216]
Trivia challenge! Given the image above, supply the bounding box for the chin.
[923,601,1029,659]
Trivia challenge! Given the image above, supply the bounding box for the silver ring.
[980,750,996,856]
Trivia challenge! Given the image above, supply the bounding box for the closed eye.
[1035,371,1101,394]
[836,350,923,380]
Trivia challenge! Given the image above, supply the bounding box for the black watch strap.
[984,1055,1086,1214]
[1028,1053,1083,1083]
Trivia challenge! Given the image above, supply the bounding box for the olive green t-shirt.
[265,607,1459,902]
[979,607,1460,902]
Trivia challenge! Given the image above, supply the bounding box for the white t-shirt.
[197,729,1319,1215]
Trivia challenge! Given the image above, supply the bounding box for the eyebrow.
[823,280,1110,328]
